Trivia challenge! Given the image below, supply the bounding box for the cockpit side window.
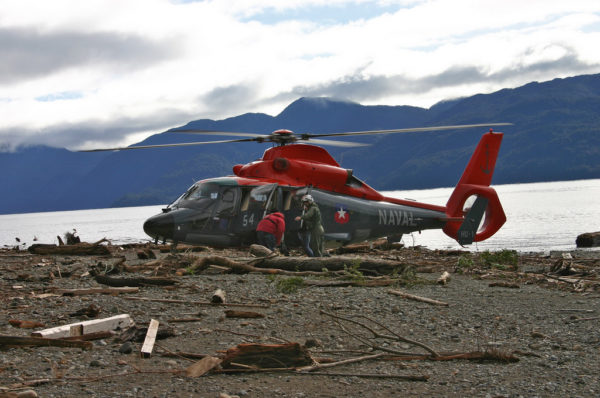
[249,191,268,210]
[216,188,237,216]
[246,183,278,213]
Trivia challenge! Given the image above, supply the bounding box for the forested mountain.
[2,74,599,214]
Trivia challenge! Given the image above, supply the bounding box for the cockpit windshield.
[171,182,222,209]
[182,182,219,201]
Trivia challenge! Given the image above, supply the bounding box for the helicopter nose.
[143,213,175,241]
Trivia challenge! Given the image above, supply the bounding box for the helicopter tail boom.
[443,130,506,244]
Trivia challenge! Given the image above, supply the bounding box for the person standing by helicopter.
[295,194,324,257]
[256,211,286,252]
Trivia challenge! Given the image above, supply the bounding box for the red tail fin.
[457,129,502,186]
[443,130,506,243]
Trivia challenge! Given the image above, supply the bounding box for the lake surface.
[385,179,600,252]
[1,179,598,253]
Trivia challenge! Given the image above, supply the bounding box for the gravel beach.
[1,243,599,397]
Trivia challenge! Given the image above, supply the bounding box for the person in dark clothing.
[294,194,324,257]
[256,212,286,251]
[296,200,313,257]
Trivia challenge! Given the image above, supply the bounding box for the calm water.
[385,179,600,252]
[1,179,598,253]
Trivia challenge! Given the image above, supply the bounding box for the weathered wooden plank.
[140,319,159,358]
[185,356,222,377]
[69,324,83,337]
[31,314,134,338]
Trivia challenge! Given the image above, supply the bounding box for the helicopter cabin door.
[237,183,278,233]
[210,185,239,233]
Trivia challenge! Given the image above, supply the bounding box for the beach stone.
[576,231,600,247]
[119,342,133,354]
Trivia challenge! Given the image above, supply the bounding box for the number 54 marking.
[242,213,255,227]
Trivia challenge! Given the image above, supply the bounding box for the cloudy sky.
[1,0,599,151]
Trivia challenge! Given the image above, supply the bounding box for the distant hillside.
[0,147,108,213]
[1,74,599,214]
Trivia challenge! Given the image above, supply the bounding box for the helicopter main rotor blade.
[80,122,512,152]
[78,137,257,152]
[173,129,268,138]
[304,123,513,138]
[175,124,512,139]
[302,138,368,147]
[172,129,367,146]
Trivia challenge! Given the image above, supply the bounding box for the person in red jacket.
[256,212,286,251]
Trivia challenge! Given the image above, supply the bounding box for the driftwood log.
[188,255,410,275]
[224,310,265,318]
[388,289,449,306]
[333,238,400,254]
[211,289,226,303]
[386,350,519,362]
[8,319,45,329]
[93,274,178,287]
[28,243,110,256]
[56,287,140,296]
[158,244,209,253]
[0,335,92,350]
[255,256,409,274]
[221,343,313,369]
[249,244,273,257]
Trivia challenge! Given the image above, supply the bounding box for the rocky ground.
[1,242,599,398]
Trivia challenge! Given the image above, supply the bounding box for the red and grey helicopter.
[84,123,510,248]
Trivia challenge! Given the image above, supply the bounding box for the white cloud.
[0,0,599,150]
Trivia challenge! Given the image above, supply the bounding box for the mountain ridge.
[1,73,599,214]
